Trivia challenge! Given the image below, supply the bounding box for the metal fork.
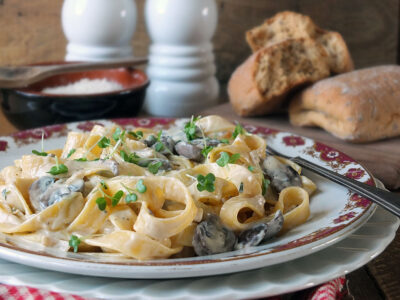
[266,146,400,218]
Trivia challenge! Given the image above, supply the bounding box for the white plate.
[0,118,377,278]
[0,206,397,299]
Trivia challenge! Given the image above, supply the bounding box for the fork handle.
[292,157,400,218]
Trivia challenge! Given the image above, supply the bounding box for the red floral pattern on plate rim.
[0,117,375,264]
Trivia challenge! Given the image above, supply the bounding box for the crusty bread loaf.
[246,11,354,74]
[228,38,330,116]
[289,65,400,142]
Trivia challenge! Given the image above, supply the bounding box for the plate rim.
[0,117,378,278]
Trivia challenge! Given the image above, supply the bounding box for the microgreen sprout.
[66,149,76,158]
[248,165,255,172]
[128,130,143,139]
[97,136,111,148]
[220,138,230,144]
[184,115,201,141]
[136,179,147,193]
[232,123,245,139]
[196,173,216,192]
[216,152,241,167]
[201,145,214,158]
[121,183,138,203]
[96,197,107,211]
[69,235,82,253]
[47,156,68,175]
[111,190,124,207]
[262,177,271,195]
[32,150,48,156]
[120,150,140,164]
[148,161,163,174]
[112,128,126,142]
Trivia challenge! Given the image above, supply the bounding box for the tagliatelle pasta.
[0,116,316,260]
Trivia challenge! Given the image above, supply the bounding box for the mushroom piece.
[235,210,284,250]
[192,214,237,256]
[174,141,203,161]
[136,158,172,171]
[29,177,84,212]
[144,135,157,147]
[262,156,302,192]
[190,138,221,148]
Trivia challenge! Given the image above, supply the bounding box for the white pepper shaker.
[144,0,219,117]
[62,0,137,61]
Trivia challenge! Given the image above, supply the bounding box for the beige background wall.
[0,0,398,86]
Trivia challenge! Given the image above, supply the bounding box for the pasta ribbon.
[274,187,310,233]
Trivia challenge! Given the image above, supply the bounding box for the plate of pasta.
[0,115,376,278]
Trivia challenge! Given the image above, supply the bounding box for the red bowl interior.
[17,62,148,97]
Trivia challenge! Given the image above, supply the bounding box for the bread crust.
[289,66,400,142]
[246,11,354,74]
[228,38,330,116]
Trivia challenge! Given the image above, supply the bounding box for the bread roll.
[228,38,330,117]
[289,66,400,142]
[246,11,354,74]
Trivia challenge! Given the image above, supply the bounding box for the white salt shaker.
[62,0,137,61]
[144,0,219,117]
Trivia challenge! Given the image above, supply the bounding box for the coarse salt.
[42,78,123,95]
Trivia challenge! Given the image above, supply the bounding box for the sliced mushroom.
[160,136,175,154]
[191,138,221,148]
[262,156,302,192]
[235,210,284,250]
[29,177,84,212]
[174,141,203,161]
[192,214,237,256]
[136,158,171,171]
[144,135,157,147]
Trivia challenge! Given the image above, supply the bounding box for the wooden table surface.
[0,104,399,299]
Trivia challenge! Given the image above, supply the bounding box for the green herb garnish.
[120,150,140,164]
[262,178,271,195]
[220,139,230,144]
[136,179,147,193]
[248,165,255,172]
[48,156,68,175]
[96,197,107,211]
[232,123,245,139]
[113,127,126,142]
[74,157,88,162]
[216,152,241,167]
[128,130,143,139]
[125,193,138,203]
[121,183,138,203]
[97,136,111,148]
[148,161,163,174]
[32,150,48,156]
[69,235,81,253]
[66,149,76,158]
[196,173,216,192]
[154,142,164,152]
[111,190,124,207]
[201,145,214,158]
[184,116,201,141]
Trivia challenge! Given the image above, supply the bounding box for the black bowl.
[1,63,149,130]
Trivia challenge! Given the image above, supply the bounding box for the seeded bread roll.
[246,11,354,74]
[289,66,400,142]
[228,38,330,117]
